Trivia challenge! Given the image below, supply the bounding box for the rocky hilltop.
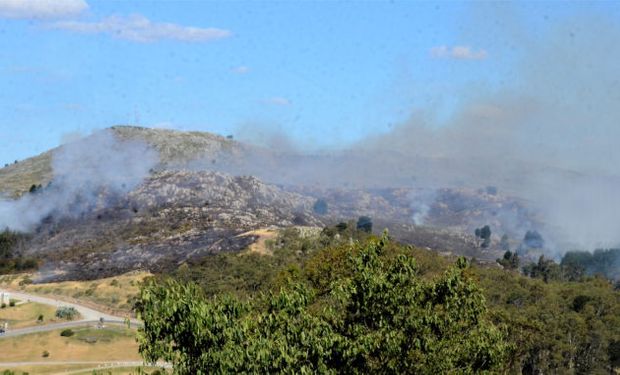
[27,170,324,280]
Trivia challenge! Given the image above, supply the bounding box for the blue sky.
[0,0,619,166]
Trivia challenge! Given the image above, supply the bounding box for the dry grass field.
[0,271,152,315]
[0,364,167,374]
[0,301,58,329]
[0,326,141,362]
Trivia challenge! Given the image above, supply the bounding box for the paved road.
[0,288,142,339]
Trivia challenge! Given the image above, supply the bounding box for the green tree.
[356,216,373,233]
[136,234,508,374]
[523,255,562,283]
[475,225,492,248]
[498,250,519,270]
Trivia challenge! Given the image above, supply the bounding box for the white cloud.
[50,14,232,43]
[263,97,291,106]
[231,65,250,74]
[431,45,488,60]
[0,0,87,19]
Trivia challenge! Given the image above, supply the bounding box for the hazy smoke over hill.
[202,12,620,253]
[0,130,159,231]
[1,7,618,259]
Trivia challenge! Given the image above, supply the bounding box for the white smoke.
[0,129,159,231]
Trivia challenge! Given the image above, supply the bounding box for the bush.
[8,299,16,307]
[37,314,44,322]
[0,303,5,309]
[42,350,49,358]
[55,306,78,320]
[60,328,74,337]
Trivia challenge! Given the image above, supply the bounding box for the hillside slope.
[0,126,242,197]
[0,126,538,280]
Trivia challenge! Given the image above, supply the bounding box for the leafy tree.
[523,255,562,283]
[330,236,508,373]
[475,225,492,248]
[560,251,590,281]
[498,250,519,270]
[136,234,508,374]
[356,216,373,233]
[522,230,544,250]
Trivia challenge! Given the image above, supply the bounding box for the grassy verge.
[0,301,58,329]
[0,326,140,362]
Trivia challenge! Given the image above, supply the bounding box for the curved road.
[0,289,163,372]
[0,288,142,338]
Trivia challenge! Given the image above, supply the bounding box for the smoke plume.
[0,130,159,231]
[198,11,620,254]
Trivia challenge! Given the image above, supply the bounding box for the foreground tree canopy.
[136,233,508,374]
[136,226,620,374]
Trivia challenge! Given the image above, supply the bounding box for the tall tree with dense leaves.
[136,234,508,374]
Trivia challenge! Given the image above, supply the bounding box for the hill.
[0,126,542,281]
[0,126,243,197]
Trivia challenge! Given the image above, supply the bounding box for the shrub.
[55,306,78,320]
[42,350,49,358]
[60,328,74,337]
[0,303,5,309]
[8,299,16,307]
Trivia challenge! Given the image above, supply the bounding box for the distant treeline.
[561,248,620,281]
